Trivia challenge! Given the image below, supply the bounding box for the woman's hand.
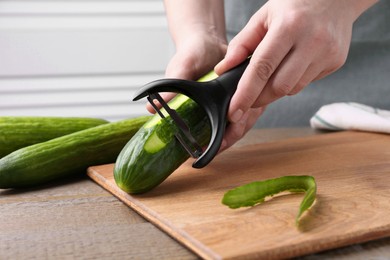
[155,0,267,152]
[215,0,378,127]
[147,0,227,113]
[145,32,227,113]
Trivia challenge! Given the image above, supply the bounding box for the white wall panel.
[0,0,174,121]
[0,1,164,15]
[0,30,171,76]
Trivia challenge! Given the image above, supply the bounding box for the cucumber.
[0,116,150,189]
[0,116,109,158]
[114,72,218,194]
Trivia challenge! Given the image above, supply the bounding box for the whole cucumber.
[0,116,150,189]
[0,116,108,158]
[114,72,218,194]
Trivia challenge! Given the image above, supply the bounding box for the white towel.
[310,102,390,134]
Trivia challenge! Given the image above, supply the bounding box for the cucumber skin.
[114,72,219,194]
[114,98,211,194]
[0,116,150,189]
[0,117,109,158]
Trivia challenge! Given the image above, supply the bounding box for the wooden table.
[1,128,389,259]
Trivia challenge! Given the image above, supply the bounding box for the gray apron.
[224,0,390,127]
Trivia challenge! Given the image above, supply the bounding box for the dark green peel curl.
[222,175,317,225]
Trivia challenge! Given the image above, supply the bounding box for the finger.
[312,65,341,82]
[227,26,294,123]
[215,7,268,75]
[253,47,311,106]
[220,107,265,152]
[220,111,250,152]
[145,92,177,113]
[243,107,265,133]
[287,63,325,95]
[285,47,344,97]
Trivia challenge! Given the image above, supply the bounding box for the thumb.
[214,45,251,75]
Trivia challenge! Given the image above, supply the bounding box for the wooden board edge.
[86,166,222,260]
[258,227,390,259]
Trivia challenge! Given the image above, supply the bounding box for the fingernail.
[214,62,223,75]
[231,109,244,123]
[238,113,248,126]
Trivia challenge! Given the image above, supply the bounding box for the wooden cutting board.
[87,131,390,259]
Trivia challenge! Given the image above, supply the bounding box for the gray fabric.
[225,0,267,38]
[224,1,390,127]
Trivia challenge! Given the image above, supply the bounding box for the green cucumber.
[0,116,150,189]
[114,72,219,194]
[0,116,109,158]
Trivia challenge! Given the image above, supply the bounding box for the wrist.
[173,23,227,49]
[164,0,226,48]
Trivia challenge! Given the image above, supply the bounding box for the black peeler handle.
[214,57,250,98]
[191,57,250,168]
[133,57,251,168]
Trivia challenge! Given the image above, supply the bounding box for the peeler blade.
[147,93,203,158]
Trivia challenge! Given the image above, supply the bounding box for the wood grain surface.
[88,131,390,260]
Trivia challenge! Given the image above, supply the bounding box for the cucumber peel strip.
[222,175,317,225]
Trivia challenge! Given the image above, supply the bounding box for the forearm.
[163,0,227,46]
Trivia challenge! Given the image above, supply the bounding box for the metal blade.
[147,93,203,158]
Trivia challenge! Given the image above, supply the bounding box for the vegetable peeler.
[133,58,250,168]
